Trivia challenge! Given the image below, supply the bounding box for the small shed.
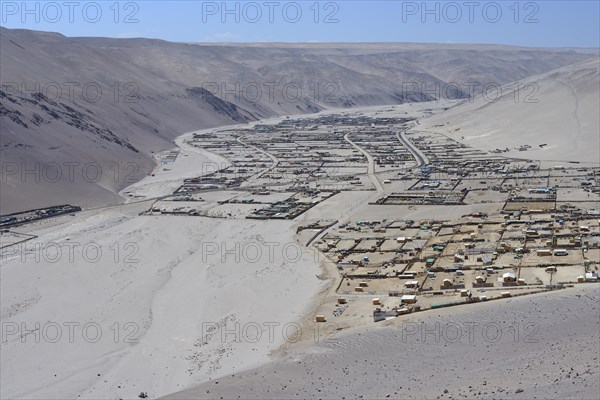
[400,294,417,304]
[503,272,517,282]
[404,280,419,288]
[585,272,598,282]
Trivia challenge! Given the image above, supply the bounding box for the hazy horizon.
[1,1,599,47]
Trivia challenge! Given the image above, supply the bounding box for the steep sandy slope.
[421,57,600,163]
[165,285,600,400]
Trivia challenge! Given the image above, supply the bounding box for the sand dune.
[165,284,600,400]
[421,57,600,164]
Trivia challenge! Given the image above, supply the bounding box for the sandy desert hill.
[421,57,600,163]
[164,284,600,400]
[0,27,596,213]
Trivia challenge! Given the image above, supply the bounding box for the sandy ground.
[165,284,600,400]
[120,126,236,201]
[0,202,325,399]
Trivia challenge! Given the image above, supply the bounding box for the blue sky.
[1,1,599,47]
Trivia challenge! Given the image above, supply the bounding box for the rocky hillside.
[0,27,594,212]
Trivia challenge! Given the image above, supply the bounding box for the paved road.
[344,132,384,193]
[236,135,280,182]
[396,130,429,168]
